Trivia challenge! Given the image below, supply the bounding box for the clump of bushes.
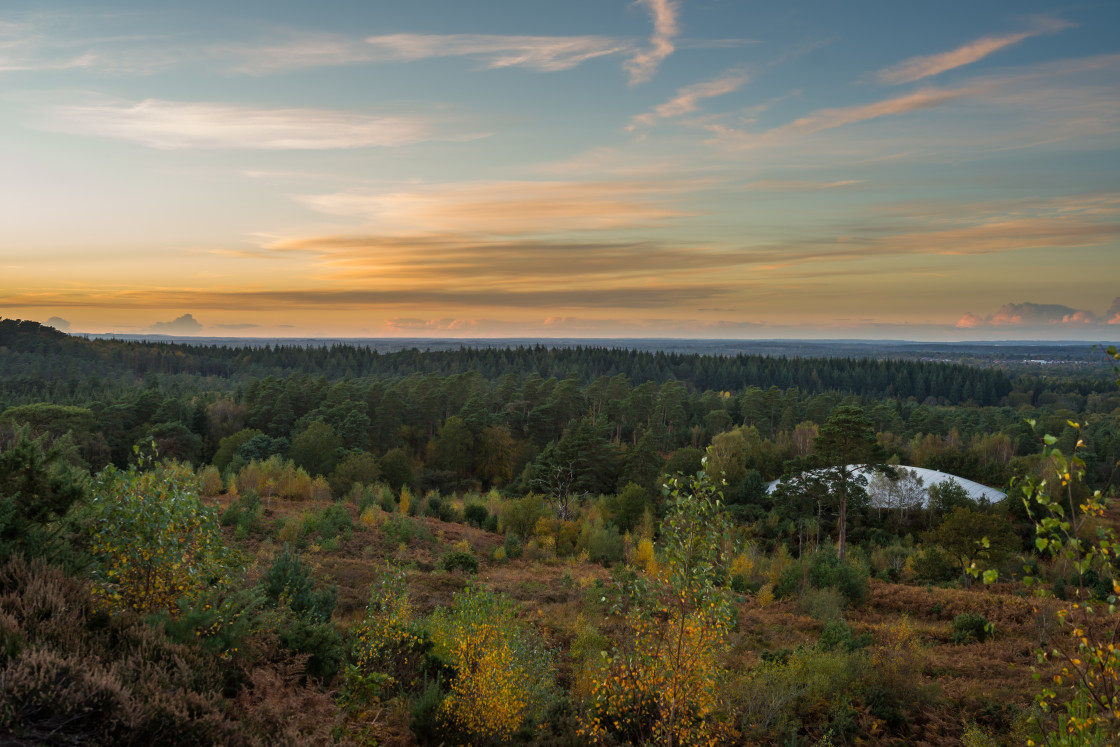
[776,549,869,608]
[440,549,478,575]
[220,488,263,537]
[383,515,432,546]
[463,503,490,528]
[951,612,990,644]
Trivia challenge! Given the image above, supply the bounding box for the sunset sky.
[1,0,1118,339]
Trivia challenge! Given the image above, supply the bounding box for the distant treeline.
[1,318,1013,405]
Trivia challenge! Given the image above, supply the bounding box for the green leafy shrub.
[317,502,353,541]
[727,645,866,741]
[911,544,959,583]
[83,459,234,617]
[463,503,489,528]
[220,489,263,535]
[776,549,869,608]
[817,619,872,652]
[578,520,625,566]
[378,485,397,513]
[440,549,479,575]
[808,550,869,607]
[425,588,557,743]
[383,515,431,545]
[951,612,990,644]
[503,534,523,560]
[500,494,546,539]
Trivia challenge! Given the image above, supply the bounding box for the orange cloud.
[629,69,749,129]
[624,0,680,85]
[956,299,1120,329]
[877,17,1073,84]
[295,180,699,234]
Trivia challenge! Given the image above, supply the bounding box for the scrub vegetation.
[1,318,1119,745]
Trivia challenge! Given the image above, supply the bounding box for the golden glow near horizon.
[1,1,1118,339]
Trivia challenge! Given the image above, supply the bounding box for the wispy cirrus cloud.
[0,18,103,72]
[877,16,1074,84]
[706,84,983,150]
[743,179,864,191]
[41,98,434,150]
[629,69,749,130]
[624,0,681,84]
[776,86,978,137]
[704,53,1120,160]
[362,33,632,71]
[295,179,698,234]
[228,33,376,74]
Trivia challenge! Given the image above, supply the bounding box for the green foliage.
[383,515,431,545]
[0,425,88,565]
[211,427,261,473]
[0,404,104,468]
[814,405,888,561]
[426,588,557,743]
[259,545,342,683]
[928,478,975,517]
[440,549,479,575]
[219,489,263,535]
[379,447,414,491]
[260,544,338,624]
[924,506,1018,584]
[409,677,449,746]
[807,549,870,607]
[83,457,234,617]
[728,644,866,741]
[663,446,704,478]
[463,502,490,528]
[951,612,990,644]
[601,482,651,534]
[817,619,872,652]
[798,585,846,622]
[584,462,738,745]
[157,584,265,656]
[578,519,625,566]
[1016,408,1120,742]
[500,493,547,539]
[317,502,353,541]
[776,550,869,607]
[911,544,960,583]
[502,534,523,560]
[290,420,342,478]
[278,614,344,683]
[328,450,380,498]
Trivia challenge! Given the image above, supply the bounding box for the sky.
[1,0,1118,340]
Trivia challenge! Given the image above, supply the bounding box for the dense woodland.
[2,317,1119,746]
